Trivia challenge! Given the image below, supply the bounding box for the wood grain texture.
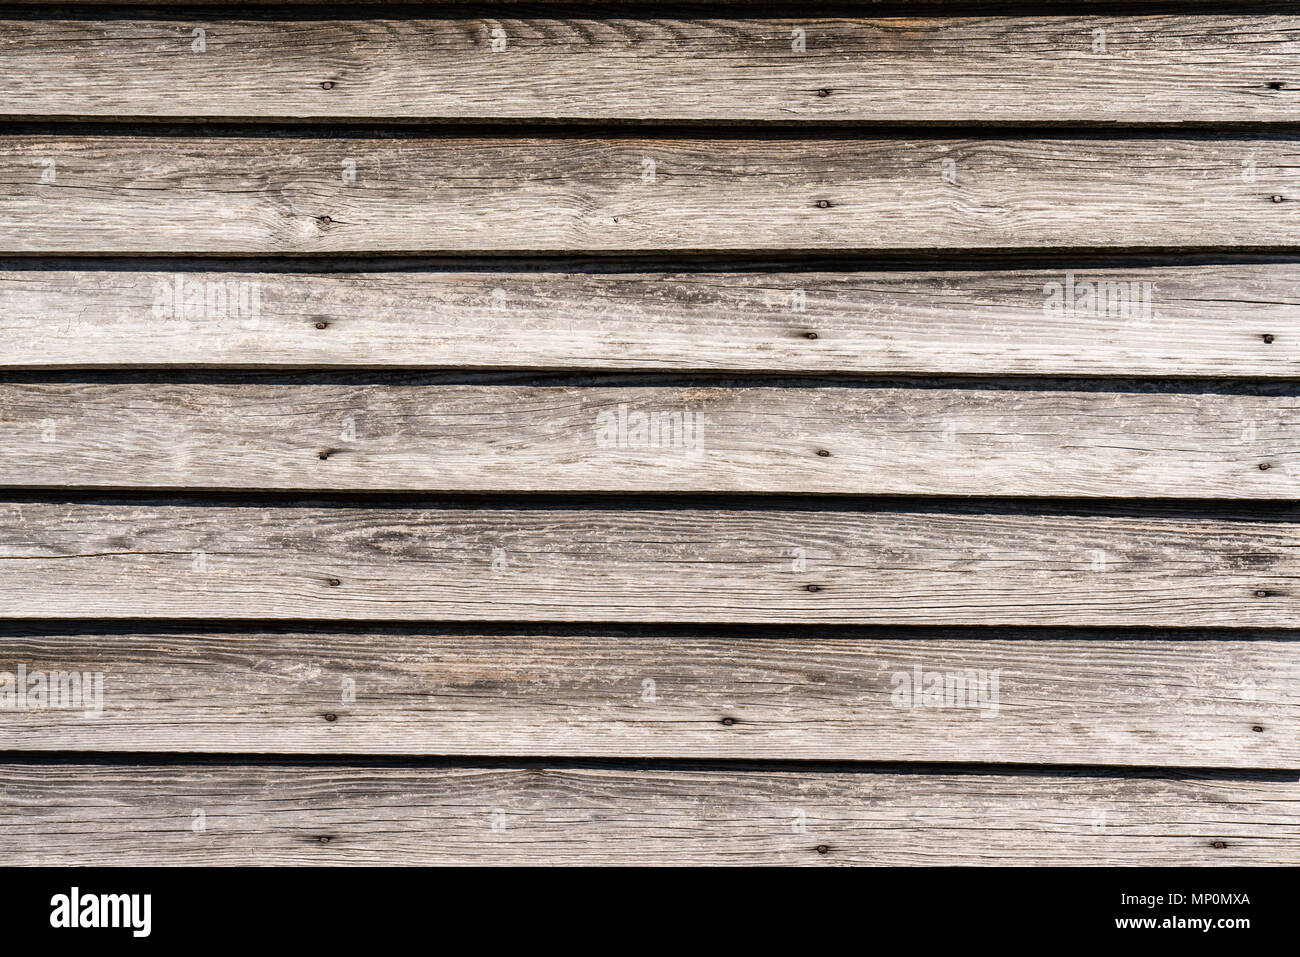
[0,502,1295,626]
[1,264,1295,375]
[0,629,1292,767]
[1,381,1295,497]
[2,17,1296,124]
[2,134,1296,253]
[1,761,1294,865]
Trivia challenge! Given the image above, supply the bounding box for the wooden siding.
[0,382,1294,496]
[0,264,1294,376]
[2,762,1294,866]
[0,502,1298,626]
[2,17,1296,125]
[3,134,1296,253]
[0,6,1296,867]
[0,628,1293,768]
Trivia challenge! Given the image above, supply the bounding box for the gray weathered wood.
[1,264,1295,375]
[2,17,1296,124]
[1,382,1295,498]
[1,628,1292,767]
[2,135,1296,253]
[1,762,1294,864]
[0,502,1294,626]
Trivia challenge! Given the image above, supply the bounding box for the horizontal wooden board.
[1,264,1295,375]
[1,382,1295,498]
[0,502,1295,626]
[0,629,1293,767]
[2,17,1296,124]
[2,135,1296,253]
[1,762,1294,864]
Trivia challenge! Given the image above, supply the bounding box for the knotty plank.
[1,135,1295,253]
[1,264,1294,375]
[0,502,1294,626]
[1,382,1295,498]
[0,762,1294,864]
[0,629,1292,767]
[2,17,1296,124]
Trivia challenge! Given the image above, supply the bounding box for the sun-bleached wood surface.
[1,762,1294,865]
[2,135,1296,253]
[0,264,1294,375]
[2,17,1296,125]
[0,502,1295,626]
[1,628,1292,767]
[0,381,1293,497]
[1,5,1297,867]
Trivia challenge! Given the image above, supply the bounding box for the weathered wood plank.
[2,17,1296,124]
[1,382,1295,498]
[1,629,1292,767]
[1,135,1295,253]
[0,502,1294,626]
[1,762,1293,865]
[1,264,1295,375]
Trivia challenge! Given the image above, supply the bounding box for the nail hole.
[1263,334,1275,343]
[1211,841,1227,849]
[315,321,329,330]
[816,88,831,97]
[1259,463,1271,470]
[318,835,331,844]
[1272,195,1285,203]
[318,215,333,225]
[1252,725,1264,732]
[320,81,335,90]
[815,199,832,209]
[806,584,821,593]
[327,578,341,587]
[319,450,331,460]
[1267,81,1285,90]
[804,332,819,340]
[815,844,830,855]
[1255,590,1269,598]
[720,717,736,726]
[323,713,337,722]
[816,449,830,457]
